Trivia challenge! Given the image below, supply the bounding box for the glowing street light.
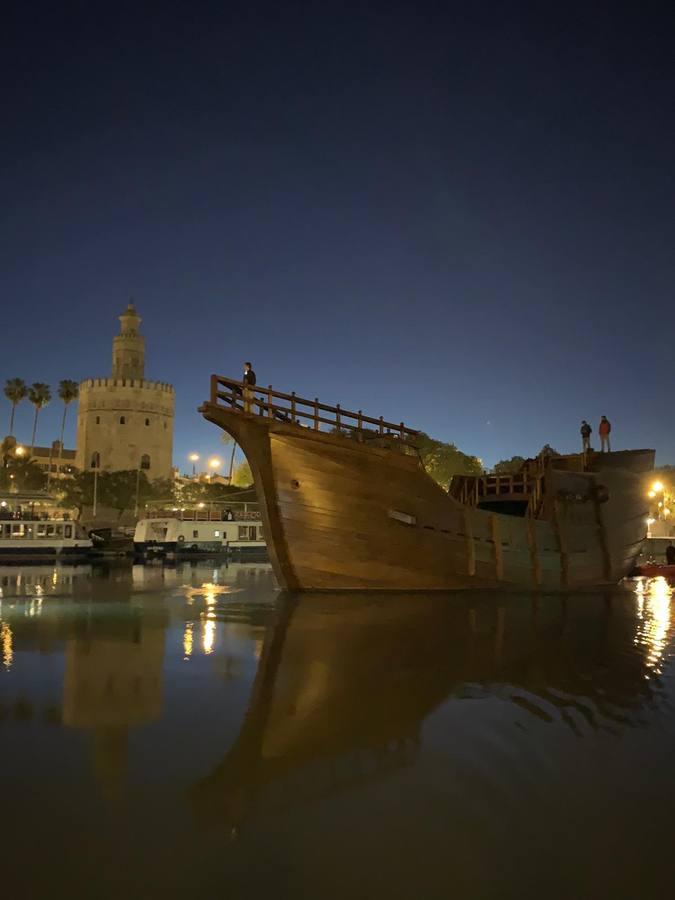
[648,490,656,498]
[189,453,200,476]
[14,446,25,457]
[652,481,664,493]
[208,457,222,475]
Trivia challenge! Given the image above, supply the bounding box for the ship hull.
[201,404,652,591]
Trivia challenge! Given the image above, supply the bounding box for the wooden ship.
[200,375,654,591]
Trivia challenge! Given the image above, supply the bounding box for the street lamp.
[189,452,199,476]
[14,446,25,457]
[208,457,222,478]
[652,481,664,493]
[91,456,100,518]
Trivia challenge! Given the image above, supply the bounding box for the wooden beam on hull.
[462,508,476,577]
[490,514,504,581]
[551,501,568,588]
[526,516,541,588]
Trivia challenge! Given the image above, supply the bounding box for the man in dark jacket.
[580,420,592,452]
[243,361,256,413]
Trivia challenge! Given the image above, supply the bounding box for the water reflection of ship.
[192,584,673,831]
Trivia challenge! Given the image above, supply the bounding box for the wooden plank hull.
[200,404,653,591]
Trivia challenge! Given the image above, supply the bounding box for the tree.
[415,433,482,489]
[232,461,253,487]
[0,454,46,491]
[4,378,27,435]
[28,383,51,453]
[58,471,98,517]
[221,431,238,483]
[56,380,79,478]
[106,470,156,518]
[493,456,526,475]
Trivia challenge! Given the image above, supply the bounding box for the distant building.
[31,440,77,475]
[75,303,175,479]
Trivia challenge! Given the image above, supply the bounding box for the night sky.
[3,2,674,471]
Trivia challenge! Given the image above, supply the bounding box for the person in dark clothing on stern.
[580,420,592,452]
[242,361,256,413]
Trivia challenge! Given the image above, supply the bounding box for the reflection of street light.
[653,481,664,493]
[648,490,656,498]
[189,453,199,476]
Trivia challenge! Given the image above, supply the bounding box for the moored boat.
[0,515,93,561]
[133,505,266,559]
[200,375,654,591]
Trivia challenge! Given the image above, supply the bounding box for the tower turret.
[112,302,145,379]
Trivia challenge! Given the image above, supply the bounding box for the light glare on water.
[1,562,675,900]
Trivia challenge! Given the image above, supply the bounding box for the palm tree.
[4,378,27,435]
[221,432,238,484]
[55,380,79,482]
[28,383,51,454]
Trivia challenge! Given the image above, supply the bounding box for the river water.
[1,561,674,899]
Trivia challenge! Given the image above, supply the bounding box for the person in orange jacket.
[599,416,611,452]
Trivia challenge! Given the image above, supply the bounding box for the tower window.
[95,416,100,424]
[140,454,151,470]
[120,416,126,425]
[90,452,100,469]
[145,418,150,426]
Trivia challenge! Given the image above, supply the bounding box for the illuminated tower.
[75,303,175,478]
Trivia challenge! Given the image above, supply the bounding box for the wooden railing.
[209,375,419,441]
[449,468,548,518]
[145,508,261,522]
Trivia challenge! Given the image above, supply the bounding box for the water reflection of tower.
[62,609,167,798]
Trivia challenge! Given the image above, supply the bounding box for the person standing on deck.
[580,420,592,452]
[599,416,611,452]
[243,362,256,414]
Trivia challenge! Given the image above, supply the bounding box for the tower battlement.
[80,378,174,393]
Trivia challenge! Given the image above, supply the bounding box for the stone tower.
[76,304,175,479]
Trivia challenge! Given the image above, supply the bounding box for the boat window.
[11,524,24,536]
[214,530,220,537]
[46,524,55,536]
[3,524,11,537]
[141,454,151,470]
[248,526,257,541]
[193,530,199,539]
[37,524,47,537]
[55,525,63,537]
[238,526,248,541]
[64,525,72,538]
[258,526,264,540]
[120,416,126,424]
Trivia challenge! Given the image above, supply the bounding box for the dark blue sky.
[2,1,674,470]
